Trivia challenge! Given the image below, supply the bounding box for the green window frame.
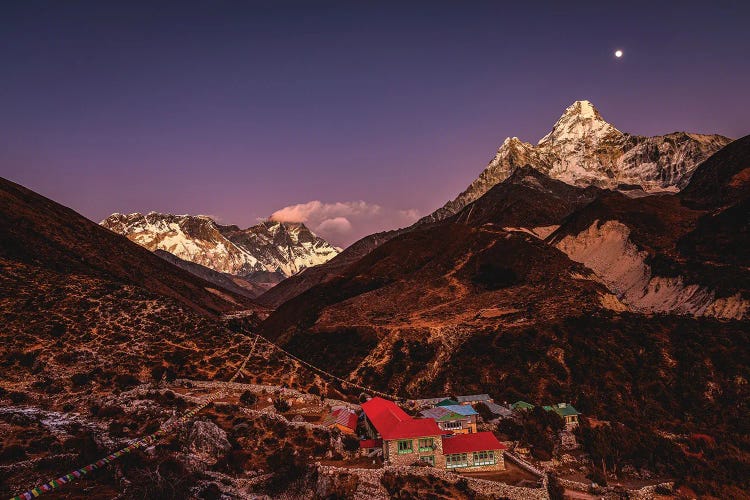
[418,438,434,452]
[446,453,468,468]
[419,455,434,466]
[472,450,495,466]
[397,440,413,454]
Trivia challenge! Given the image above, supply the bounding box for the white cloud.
[269,200,419,247]
[317,216,353,235]
[270,200,380,224]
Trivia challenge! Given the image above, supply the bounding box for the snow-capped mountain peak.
[538,100,622,146]
[101,212,339,280]
[420,100,731,224]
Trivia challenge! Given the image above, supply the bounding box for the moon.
[615,49,623,58]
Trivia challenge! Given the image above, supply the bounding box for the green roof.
[544,403,580,417]
[436,398,459,407]
[511,401,534,410]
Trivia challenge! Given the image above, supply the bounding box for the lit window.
[472,450,495,466]
[397,440,413,454]
[442,420,463,430]
[446,453,468,468]
[418,438,434,452]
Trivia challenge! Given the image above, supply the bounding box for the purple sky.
[2,1,749,247]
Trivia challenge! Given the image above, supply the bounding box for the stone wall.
[315,464,550,500]
[628,482,674,499]
[557,476,675,499]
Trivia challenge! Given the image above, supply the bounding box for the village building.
[322,407,358,435]
[511,400,535,412]
[361,397,506,471]
[435,398,459,407]
[544,403,581,429]
[361,397,446,467]
[419,405,478,434]
[455,394,493,406]
[482,401,514,420]
[442,432,507,471]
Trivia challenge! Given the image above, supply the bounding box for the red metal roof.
[359,438,383,449]
[323,408,357,430]
[361,397,443,440]
[323,407,358,430]
[441,432,507,454]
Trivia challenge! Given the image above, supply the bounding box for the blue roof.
[441,404,478,416]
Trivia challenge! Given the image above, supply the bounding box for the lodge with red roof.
[361,397,506,471]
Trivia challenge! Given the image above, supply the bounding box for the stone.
[183,420,231,470]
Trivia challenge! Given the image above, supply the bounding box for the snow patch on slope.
[552,220,749,320]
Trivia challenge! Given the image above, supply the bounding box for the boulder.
[182,420,230,470]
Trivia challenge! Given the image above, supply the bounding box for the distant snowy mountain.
[423,100,732,223]
[100,212,339,281]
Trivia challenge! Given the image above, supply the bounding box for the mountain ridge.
[420,100,731,224]
[101,212,340,282]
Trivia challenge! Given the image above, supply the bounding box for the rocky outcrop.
[181,420,231,471]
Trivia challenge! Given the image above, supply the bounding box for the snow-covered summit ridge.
[101,212,339,278]
[422,100,732,223]
[538,100,622,145]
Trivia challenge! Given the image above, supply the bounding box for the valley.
[2,103,748,499]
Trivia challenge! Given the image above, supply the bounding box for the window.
[418,438,434,452]
[446,453,468,468]
[420,455,434,466]
[472,450,495,466]
[442,420,463,430]
[397,440,413,454]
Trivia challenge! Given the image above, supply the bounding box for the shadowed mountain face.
[154,249,266,299]
[259,150,750,395]
[0,176,271,396]
[260,172,632,391]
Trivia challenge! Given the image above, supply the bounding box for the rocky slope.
[154,249,267,299]
[423,100,731,223]
[101,213,339,281]
[0,177,333,499]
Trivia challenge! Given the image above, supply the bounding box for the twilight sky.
[1,1,749,247]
